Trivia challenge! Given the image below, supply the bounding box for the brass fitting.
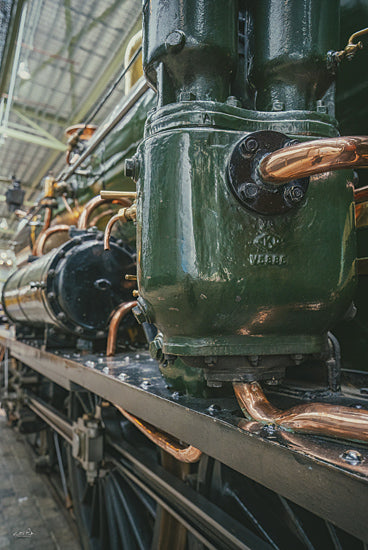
[100,190,137,200]
[333,26,368,62]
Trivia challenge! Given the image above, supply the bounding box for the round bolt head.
[57,312,66,321]
[226,96,241,107]
[165,30,186,53]
[240,183,258,201]
[272,100,284,111]
[244,138,258,153]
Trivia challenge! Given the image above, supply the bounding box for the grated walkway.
[0,409,80,550]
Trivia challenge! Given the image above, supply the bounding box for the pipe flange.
[227,130,309,215]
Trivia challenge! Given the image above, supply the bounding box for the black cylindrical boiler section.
[2,232,135,338]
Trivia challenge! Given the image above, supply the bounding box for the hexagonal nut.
[149,337,163,360]
[132,304,147,325]
[284,185,304,204]
[124,156,140,181]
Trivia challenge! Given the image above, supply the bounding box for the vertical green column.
[249,0,339,111]
[142,0,238,105]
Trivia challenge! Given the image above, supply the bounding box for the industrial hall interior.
[0,1,368,549]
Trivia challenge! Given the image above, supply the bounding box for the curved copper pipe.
[104,212,125,250]
[31,206,54,255]
[61,195,73,214]
[33,225,70,256]
[234,382,368,443]
[104,204,136,251]
[77,195,131,230]
[43,206,53,231]
[115,405,202,463]
[89,208,115,228]
[258,136,368,185]
[65,148,72,166]
[106,301,137,356]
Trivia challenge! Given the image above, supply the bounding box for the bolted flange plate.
[227,130,309,215]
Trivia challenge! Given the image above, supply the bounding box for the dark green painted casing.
[137,104,356,358]
[137,0,356,363]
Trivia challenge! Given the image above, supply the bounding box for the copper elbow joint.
[258,136,368,186]
[106,301,137,356]
[77,194,132,231]
[234,382,368,444]
[104,203,137,251]
[228,132,368,216]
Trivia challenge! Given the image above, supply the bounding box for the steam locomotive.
[1,1,368,549]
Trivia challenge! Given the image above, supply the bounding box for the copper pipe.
[89,208,115,228]
[61,195,73,214]
[234,382,368,443]
[43,206,52,231]
[77,195,131,230]
[258,136,368,185]
[106,301,137,356]
[65,148,72,165]
[354,185,368,204]
[115,405,202,463]
[33,225,70,256]
[31,206,54,255]
[104,213,124,250]
[104,204,136,251]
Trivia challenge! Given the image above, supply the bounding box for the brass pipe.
[104,204,136,251]
[334,26,368,61]
[115,405,202,463]
[106,301,137,356]
[77,195,131,230]
[234,382,368,443]
[100,190,137,200]
[33,225,70,256]
[258,136,368,185]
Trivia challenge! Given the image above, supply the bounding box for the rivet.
[341,449,363,466]
[207,404,221,415]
